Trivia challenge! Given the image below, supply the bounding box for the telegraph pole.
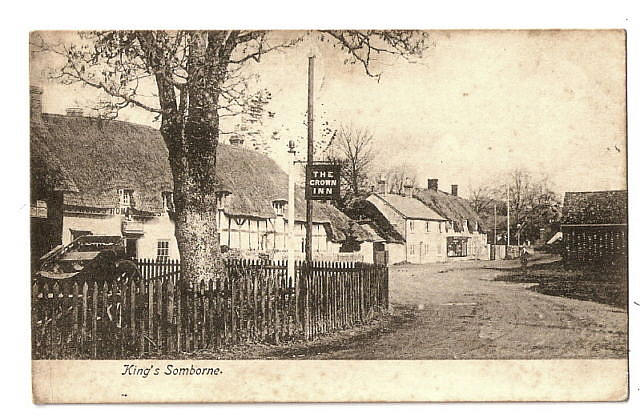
[305,56,314,263]
[287,140,296,282]
[494,203,497,244]
[506,184,511,247]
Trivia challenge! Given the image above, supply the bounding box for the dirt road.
[276,254,627,359]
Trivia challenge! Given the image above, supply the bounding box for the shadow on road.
[495,261,627,309]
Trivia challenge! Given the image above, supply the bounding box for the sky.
[31,30,627,198]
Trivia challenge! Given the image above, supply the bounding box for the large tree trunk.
[161,32,229,283]
[164,119,225,283]
[173,189,224,283]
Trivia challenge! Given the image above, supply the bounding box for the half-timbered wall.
[216,210,335,253]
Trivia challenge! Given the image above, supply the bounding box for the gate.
[373,250,388,265]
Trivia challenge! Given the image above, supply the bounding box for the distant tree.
[377,162,418,194]
[468,184,495,214]
[32,30,430,283]
[493,169,562,242]
[326,123,376,206]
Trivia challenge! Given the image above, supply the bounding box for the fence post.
[166,279,174,353]
[384,266,389,310]
[274,265,280,344]
[102,281,109,358]
[72,282,80,356]
[190,282,197,352]
[304,262,311,341]
[91,281,98,359]
[157,278,164,354]
[252,267,258,342]
[230,271,237,345]
[176,279,182,352]
[204,279,212,349]
[215,276,223,348]
[114,279,124,357]
[138,278,146,355]
[31,282,39,358]
[129,278,136,354]
[294,260,300,329]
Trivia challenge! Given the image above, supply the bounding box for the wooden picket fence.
[31,260,389,359]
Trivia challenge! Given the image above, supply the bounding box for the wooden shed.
[561,190,627,266]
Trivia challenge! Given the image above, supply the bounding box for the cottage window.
[425,221,429,232]
[30,200,48,218]
[156,240,170,262]
[408,220,414,232]
[118,189,134,208]
[70,229,92,241]
[273,201,286,216]
[439,222,443,233]
[216,192,228,210]
[162,191,174,212]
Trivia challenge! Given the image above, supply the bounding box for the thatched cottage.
[30,87,371,266]
[361,178,488,264]
[561,190,627,266]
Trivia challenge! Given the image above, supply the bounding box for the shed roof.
[562,191,627,225]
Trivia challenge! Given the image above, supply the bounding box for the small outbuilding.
[561,190,627,266]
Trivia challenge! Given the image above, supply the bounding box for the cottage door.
[124,238,138,260]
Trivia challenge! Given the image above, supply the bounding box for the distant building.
[30,87,370,267]
[561,190,627,266]
[413,179,488,260]
[366,182,448,264]
[361,178,488,264]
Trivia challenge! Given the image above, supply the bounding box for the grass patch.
[496,261,627,309]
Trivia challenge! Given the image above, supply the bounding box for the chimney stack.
[377,178,387,195]
[451,184,458,196]
[402,180,414,198]
[30,86,43,123]
[427,178,439,192]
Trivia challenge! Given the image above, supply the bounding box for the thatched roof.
[413,188,485,233]
[351,199,405,243]
[562,191,627,225]
[32,113,367,242]
[38,114,172,213]
[360,224,385,243]
[30,120,78,197]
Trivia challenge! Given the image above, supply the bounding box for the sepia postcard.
[29,29,628,403]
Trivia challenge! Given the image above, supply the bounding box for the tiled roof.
[562,190,627,225]
[374,193,447,221]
